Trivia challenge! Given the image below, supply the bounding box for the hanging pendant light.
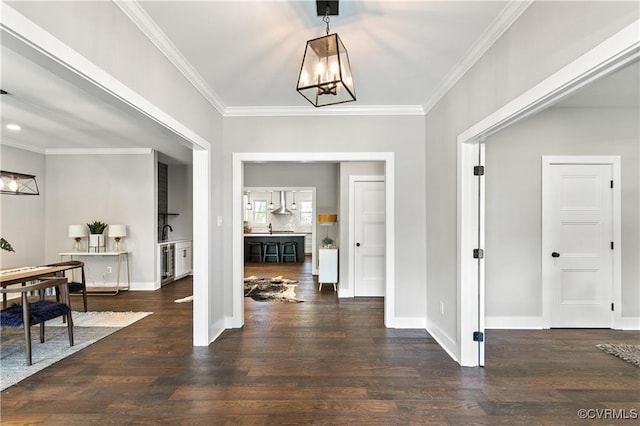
[268,191,275,210]
[291,191,297,210]
[296,1,356,107]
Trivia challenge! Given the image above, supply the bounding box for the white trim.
[541,155,622,329]
[233,152,396,328]
[0,138,46,154]
[423,0,534,113]
[616,317,640,330]
[457,20,640,367]
[392,317,426,329]
[224,105,425,117]
[114,0,226,115]
[485,316,545,329]
[348,175,385,299]
[46,148,153,156]
[426,319,459,363]
[192,149,211,345]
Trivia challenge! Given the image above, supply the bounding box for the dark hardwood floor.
[2,257,638,424]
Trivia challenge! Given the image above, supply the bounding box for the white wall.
[44,152,157,289]
[485,107,639,323]
[425,1,640,356]
[223,115,426,324]
[0,145,46,267]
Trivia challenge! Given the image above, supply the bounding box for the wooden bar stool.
[247,242,263,263]
[262,242,279,263]
[281,241,297,263]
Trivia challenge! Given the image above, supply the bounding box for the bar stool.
[247,242,263,262]
[262,242,279,263]
[281,241,297,263]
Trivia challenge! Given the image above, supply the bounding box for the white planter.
[89,233,105,251]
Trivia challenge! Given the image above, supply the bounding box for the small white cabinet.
[318,248,338,291]
[175,240,192,279]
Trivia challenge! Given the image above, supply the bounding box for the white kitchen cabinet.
[175,240,192,279]
[318,248,338,291]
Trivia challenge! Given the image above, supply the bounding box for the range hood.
[271,191,294,215]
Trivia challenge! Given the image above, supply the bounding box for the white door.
[354,180,385,297]
[544,163,613,327]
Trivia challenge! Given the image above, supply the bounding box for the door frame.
[457,21,638,366]
[541,156,621,329]
[232,152,395,328]
[347,175,385,298]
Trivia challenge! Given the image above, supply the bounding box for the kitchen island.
[244,233,305,262]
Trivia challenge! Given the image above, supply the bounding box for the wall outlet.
[106,266,113,274]
[439,301,445,316]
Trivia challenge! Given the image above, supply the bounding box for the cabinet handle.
[356,242,360,247]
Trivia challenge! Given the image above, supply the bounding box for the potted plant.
[87,220,108,251]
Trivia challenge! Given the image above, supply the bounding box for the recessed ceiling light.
[6,124,21,131]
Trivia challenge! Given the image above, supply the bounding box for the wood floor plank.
[1,257,638,424]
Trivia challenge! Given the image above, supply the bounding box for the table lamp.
[108,224,127,251]
[68,225,87,251]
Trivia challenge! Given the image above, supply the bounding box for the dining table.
[0,265,69,308]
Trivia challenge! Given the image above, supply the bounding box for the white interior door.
[354,180,385,297]
[544,163,614,327]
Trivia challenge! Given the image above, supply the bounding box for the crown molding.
[1,139,46,155]
[46,148,153,156]
[422,0,534,114]
[224,104,425,117]
[114,0,226,115]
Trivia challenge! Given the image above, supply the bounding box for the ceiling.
[0,1,637,163]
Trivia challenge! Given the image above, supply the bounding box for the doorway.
[232,152,396,329]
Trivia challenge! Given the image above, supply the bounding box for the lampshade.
[68,225,87,238]
[108,224,127,238]
[318,213,338,224]
[0,170,40,195]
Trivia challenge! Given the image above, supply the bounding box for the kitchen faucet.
[268,223,272,234]
[162,224,173,241]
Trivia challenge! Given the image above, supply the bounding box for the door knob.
[551,252,560,258]
[356,242,360,247]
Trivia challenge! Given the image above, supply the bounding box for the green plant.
[1,237,15,252]
[87,221,108,234]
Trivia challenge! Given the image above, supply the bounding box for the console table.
[59,251,130,295]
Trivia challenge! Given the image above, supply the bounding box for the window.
[300,200,313,224]
[253,200,267,224]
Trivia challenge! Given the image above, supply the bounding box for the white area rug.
[1,311,151,390]
[174,295,193,303]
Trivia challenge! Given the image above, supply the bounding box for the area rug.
[1,311,151,390]
[244,275,303,303]
[596,343,640,368]
[174,295,194,303]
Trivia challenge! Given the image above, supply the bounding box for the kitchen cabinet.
[318,248,338,291]
[175,240,192,279]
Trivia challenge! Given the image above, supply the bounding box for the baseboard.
[425,319,459,364]
[485,315,545,329]
[209,318,226,344]
[125,281,159,291]
[614,316,640,330]
[389,316,426,329]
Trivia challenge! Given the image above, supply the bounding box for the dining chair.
[0,277,74,365]
[46,260,88,312]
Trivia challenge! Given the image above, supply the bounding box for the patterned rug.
[596,343,640,368]
[1,311,151,390]
[244,275,303,303]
